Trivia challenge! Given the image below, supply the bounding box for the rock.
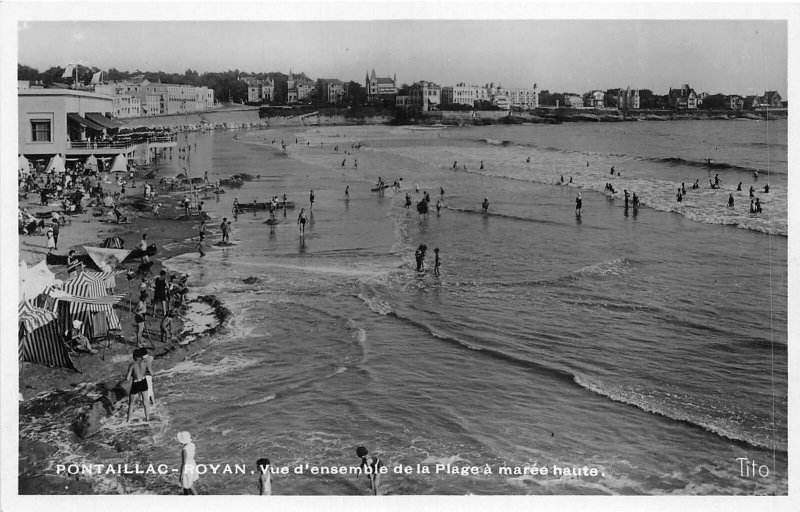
[72,400,112,439]
[114,439,133,452]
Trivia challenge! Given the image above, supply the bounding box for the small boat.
[237,201,296,211]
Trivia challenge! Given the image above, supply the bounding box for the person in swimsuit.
[727,193,735,208]
[575,193,582,215]
[481,197,489,213]
[134,298,147,348]
[220,218,230,243]
[153,270,168,317]
[356,446,382,496]
[126,348,151,422]
[433,248,441,276]
[140,348,156,405]
[309,190,315,210]
[297,208,307,236]
[415,244,427,272]
[345,186,350,200]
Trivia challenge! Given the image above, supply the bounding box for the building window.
[31,119,51,142]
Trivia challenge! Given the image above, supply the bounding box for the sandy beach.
[18,169,231,494]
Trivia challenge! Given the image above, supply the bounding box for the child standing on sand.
[46,228,55,252]
[161,311,174,344]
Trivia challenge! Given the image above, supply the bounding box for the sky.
[16,17,789,97]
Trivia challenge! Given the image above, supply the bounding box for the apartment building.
[409,81,441,111]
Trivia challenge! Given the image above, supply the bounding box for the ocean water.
[139,120,785,495]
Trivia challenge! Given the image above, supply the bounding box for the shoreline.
[18,172,233,494]
[115,106,787,132]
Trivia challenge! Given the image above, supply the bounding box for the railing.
[67,140,137,150]
[67,133,177,149]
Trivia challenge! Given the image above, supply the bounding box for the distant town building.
[668,84,698,109]
[287,70,315,104]
[326,79,345,104]
[442,83,478,106]
[564,94,583,108]
[287,71,298,103]
[504,84,539,110]
[366,69,398,103]
[94,79,213,117]
[247,85,261,103]
[582,90,605,108]
[617,87,640,109]
[246,79,275,103]
[395,95,411,109]
[409,81,441,111]
[726,95,744,110]
[441,82,538,109]
[760,90,782,108]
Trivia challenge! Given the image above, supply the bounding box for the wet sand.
[18,172,231,494]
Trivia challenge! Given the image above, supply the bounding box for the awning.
[67,113,105,131]
[85,112,121,129]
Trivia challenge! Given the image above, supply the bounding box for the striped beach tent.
[58,273,125,334]
[18,300,57,334]
[101,236,125,249]
[18,301,78,371]
[82,269,124,292]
